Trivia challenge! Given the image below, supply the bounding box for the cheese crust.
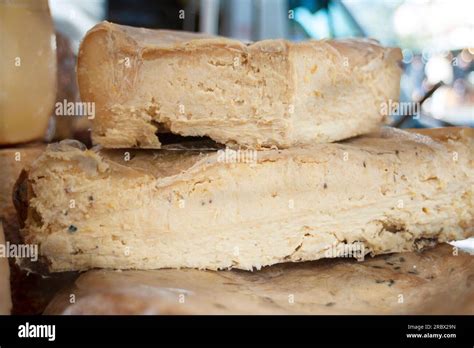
[78,21,402,149]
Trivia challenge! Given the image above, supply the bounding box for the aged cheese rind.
[16,128,474,271]
[78,21,402,149]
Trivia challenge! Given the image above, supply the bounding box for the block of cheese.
[44,244,474,315]
[0,223,12,314]
[0,0,56,145]
[14,127,474,272]
[78,21,402,149]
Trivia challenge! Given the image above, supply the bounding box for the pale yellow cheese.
[0,146,45,244]
[78,21,402,149]
[16,128,474,272]
[0,0,56,145]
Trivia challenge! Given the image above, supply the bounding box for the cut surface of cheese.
[0,146,45,244]
[15,128,474,272]
[0,145,72,315]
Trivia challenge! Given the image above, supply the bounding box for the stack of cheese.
[15,21,474,273]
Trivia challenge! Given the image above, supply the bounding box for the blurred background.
[1,0,473,146]
[50,0,473,129]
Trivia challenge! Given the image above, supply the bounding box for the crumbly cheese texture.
[16,128,474,272]
[78,21,402,149]
[0,145,77,315]
[0,146,45,244]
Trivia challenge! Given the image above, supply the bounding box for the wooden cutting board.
[44,244,474,314]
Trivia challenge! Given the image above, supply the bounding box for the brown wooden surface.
[45,244,474,315]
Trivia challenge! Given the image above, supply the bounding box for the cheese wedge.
[78,21,402,149]
[14,128,474,271]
